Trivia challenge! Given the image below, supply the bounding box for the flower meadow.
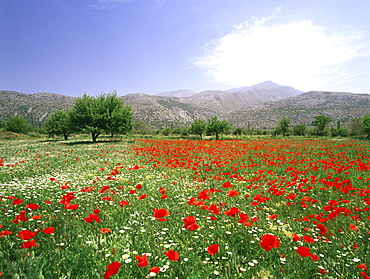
[0,138,369,279]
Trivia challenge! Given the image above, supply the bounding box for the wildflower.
[104,261,121,279]
[136,254,149,267]
[207,244,220,255]
[259,234,280,251]
[164,250,180,261]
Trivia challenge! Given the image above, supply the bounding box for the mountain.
[1,82,369,130]
[227,91,370,129]
[0,91,74,125]
[156,89,197,98]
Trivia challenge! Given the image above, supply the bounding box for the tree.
[276,117,290,137]
[293,124,307,136]
[312,115,332,135]
[206,116,230,140]
[5,116,32,134]
[44,110,72,140]
[69,92,133,143]
[190,119,207,139]
[348,117,363,136]
[363,115,370,138]
[233,128,245,136]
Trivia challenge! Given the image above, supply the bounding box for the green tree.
[312,115,332,135]
[233,127,245,136]
[276,117,290,137]
[69,92,133,143]
[5,116,32,134]
[363,115,370,138]
[206,116,230,140]
[348,117,363,136]
[190,119,207,139]
[292,124,307,136]
[44,110,72,140]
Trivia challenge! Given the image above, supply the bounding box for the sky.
[1,0,369,96]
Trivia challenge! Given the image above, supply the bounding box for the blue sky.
[1,0,369,96]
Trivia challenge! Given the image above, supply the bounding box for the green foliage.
[206,116,230,140]
[292,124,307,136]
[190,119,207,139]
[276,117,290,137]
[348,117,363,136]
[44,110,72,140]
[362,115,370,138]
[161,127,172,136]
[0,119,5,129]
[5,116,32,134]
[69,92,133,142]
[312,115,332,135]
[233,128,245,136]
[133,121,153,135]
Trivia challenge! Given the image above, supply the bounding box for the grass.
[0,138,369,278]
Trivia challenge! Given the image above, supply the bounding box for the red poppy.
[295,246,319,261]
[12,198,23,206]
[224,207,240,217]
[259,234,280,251]
[228,190,240,197]
[292,234,300,242]
[104,261,122,279]
[84,214,101,223]
[350,224,359,231]
[302,235,315,243]
[93,209,101,214]
[165,250,180,261]
[150,266,160,274]
[17,230,37,240]
[26,203,39,210]
[207,244,220,255]
[135,254,149,267]
[358,264,368,270]
[20,239,37,249]
[118,200,129,207]
[183,215,199,230]
[153,208,170,219]
[139,194,147,200]
[0,230,13,237]
[100,228,111,234]
[64,203,79,210]
[42,227,55,234]
[128,189,136,194]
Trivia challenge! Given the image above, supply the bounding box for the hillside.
[1,83,369,130]
[0,91,74,125]
[227,91,370,129]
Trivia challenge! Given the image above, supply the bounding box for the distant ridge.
[1,82,369,130]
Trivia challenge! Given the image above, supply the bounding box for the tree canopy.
[206,116,230,140]
[44,110,72,140]
[69,92,133,142]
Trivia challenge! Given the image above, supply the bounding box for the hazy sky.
[1,0,369,96]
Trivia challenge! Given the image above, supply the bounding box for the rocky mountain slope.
[1,81,369,130]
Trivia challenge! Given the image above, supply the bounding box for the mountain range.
[1,81,369,130]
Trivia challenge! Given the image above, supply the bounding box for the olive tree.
[206,116,230,140]
[69,92,133,142]
[190,119,207,139]
[44,110,72,140]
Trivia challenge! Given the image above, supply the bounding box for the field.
[0,138,369,279]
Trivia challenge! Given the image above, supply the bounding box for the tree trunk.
[92,133,100,143]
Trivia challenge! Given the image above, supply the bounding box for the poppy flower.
[118,200,129,207]
[17,230,37,240]
[64,203,79,210]
[302,235,315,243]
[84,214,101,223]
[135,254,149,267]
[153,208,170,219]
[358,263,368,270]
[207,244,220,255]
[42,227,55,234]
[26,203,39,210]
[295,246,319,261]
[224,207,240,217]
[20,239,37,249]
[165,250,180,261]
[104,261,122,279]
[12,198,23,206]
[150,266,160,274]
[183,215,199,231]
[259,234,280,251]
[100,228,111,234]
[139,194,147,200]
[0,230,13,237]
